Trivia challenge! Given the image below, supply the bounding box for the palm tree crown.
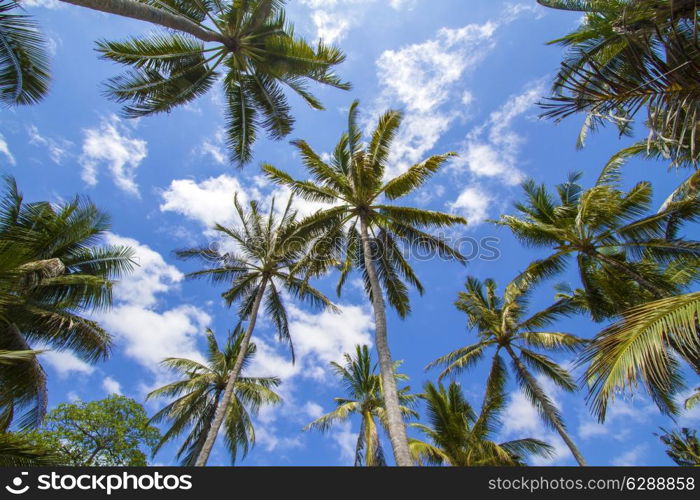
[148,326,281,465]
[0,177,135,429]
[428,276,588,465]
[410,376,553,466]
[263,99,467,466]
[304,345,416,467]
[496,171,700,320]
[93,0,350,164]
[0,1,51,106]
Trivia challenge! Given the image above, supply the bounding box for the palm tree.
[657,427,700,466]
[148,326,281,465]
[176,194,335,466]
[59,0,349,164]
[581,290,700,420]
[0,432,58,466]
[496,171,700,321]
[263,100,467,465]
[0,1,51,106]
[410,369,553,466]
[304,345,417,467]
[0,177,135,429]
[538,0,700,164]
[428,276,588,465]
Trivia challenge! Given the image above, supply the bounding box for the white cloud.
[299,0,412,44]
[331,421,358,463]
[22,0,62,7]
[372,7,538,178]
[99,304,210,369]
[104,234,183,307]
[42,350,95,378]
[79,115,147,196]
[198,129,227,165]
[160,174,252,230]
[612,444,648,466]
[303,401,324,419]
[28,125,72,164]
[450,185,492,224]
[454,80,546,186]
[0,134,15,166]
[102,376,123,395]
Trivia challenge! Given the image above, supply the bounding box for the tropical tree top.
[495,170,700,320]
[0,1,51,106]
[148,326,281,465]
[304,345,416,466]
[176,194,336,361]
[538,0,700,164]
[264,100,468,317]
[95,0,350,165]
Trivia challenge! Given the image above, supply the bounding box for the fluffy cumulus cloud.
[41,350,95,378]
[104,234,183,307]
[450,185,492,224]
[79,115,147,196]
[160,174,253,230]
[95,234,211,377]
[102,376,123,395]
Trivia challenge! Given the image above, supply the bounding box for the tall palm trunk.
[504,345,587,466]
[59,0,227,44]
[194,279,268,466]
[359,218,412,466]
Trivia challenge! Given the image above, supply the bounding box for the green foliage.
[539,0,700,165]
[148,326,281,465]
[25,395,160,466]
[410,376,553,466]
[263,100,467,317]
[304,345,416,467]
[428,276,587,464]
[0,1,50,106]
[657,427,700,466]
[97,0,349,165]
[176,195,336,360]
[0,177,136,429]
[0,432,58,466]
[496,171,700,321]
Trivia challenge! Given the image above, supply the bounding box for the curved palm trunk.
[504,345,586,466]
[59,0,227,44]
[194,279,267,466]
[359,218,412,466]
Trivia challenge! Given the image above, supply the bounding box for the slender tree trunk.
[59,0,228,44]
[359,218,412,466]
[504,345,587,466]
[194,279,268,466]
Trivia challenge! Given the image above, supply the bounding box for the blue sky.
[2,0,698,466]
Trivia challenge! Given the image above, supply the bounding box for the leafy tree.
[496,171,700,321]
[176,194,335,466]
[264,100,467,465]
[0,1,51,106]
[657,427,700,466]
[428,276,587,465]
[59,0,349,164]
[148,326,281,465]
[304,345,416,467]
[581,290,700,419]
[538,0,700,165]
[410,375,553,466]
[0,177,135,429]
[26,395,160,466]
